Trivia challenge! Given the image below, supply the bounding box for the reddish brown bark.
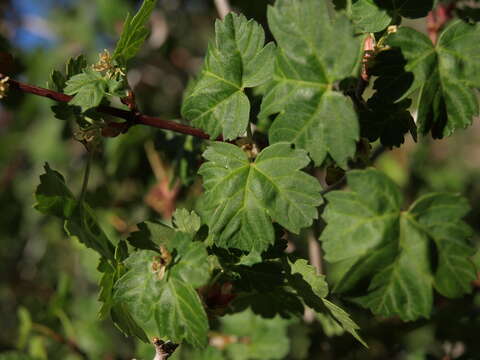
[0,73,215,140]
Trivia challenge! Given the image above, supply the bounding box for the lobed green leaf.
[262,0,362,168]
[173,208,201,234]
[335,0,434,33]
[64,69,107,112]
[113,0,157,64]
[198,142,322,261]
[350,0,392,33]
[321,169,477,320]
[385,21,480,138]
[113,249,209,347]
[182,13,275,140]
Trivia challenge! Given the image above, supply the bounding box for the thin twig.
[0,74,215,140]
[304,227,323,323]
[307,228,323,275]
[32,323,89,360]
[214,0,232,19]
[144,140,167,181]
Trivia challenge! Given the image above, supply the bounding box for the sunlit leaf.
[182,13,275,140]
[261,0,362,168]
[198,142,322,261]
[64,69,108,112]
[113,0,157,64]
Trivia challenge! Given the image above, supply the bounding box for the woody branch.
[0,73,215,140]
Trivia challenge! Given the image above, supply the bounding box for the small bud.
[73,126,102,151]
[0,76,10,99]
[92,49,125,78]
[151,246,172,281]
[387,25,398,34]
[152,337,178,360]
[92,49,113,73]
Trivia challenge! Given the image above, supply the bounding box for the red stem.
[1,74,215,140]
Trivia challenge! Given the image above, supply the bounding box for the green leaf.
[363,46,416,147]
[198,142,322,260]
[233,261,286,293]
[170,233,211,287]
[321,169,476,320]
[105,76,125,97]
[114,249,208,346]
[49,70,66,92]
[111,303,150,343]
[322,299,366,347]
[220,309,291,360]
[127,216,210,286]
[409,193,477,298]
[359,97,416,147]
[368,48,413,103]
[34,163,76,218]
[49,55,87,92]
[173,208,201,234]
[113,0,157,64]
[386,21,480,138]
[182,13,275,140]
[351,0,392,33]
[287,259,366,346]
[231,261,304,318]
[232,290,304,318]
[289,259,328,299]
[35,164,115,260]
[336,0,433,32]
[261,0,362,168]
[98,258,116,319]
[16,307,32,350]
[97,256,149,342]
[127,221,175,251]
[64,69,108,112]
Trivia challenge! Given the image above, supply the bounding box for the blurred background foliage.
[0,0,479,359]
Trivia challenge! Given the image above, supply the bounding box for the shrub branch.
[0,73,214,140]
